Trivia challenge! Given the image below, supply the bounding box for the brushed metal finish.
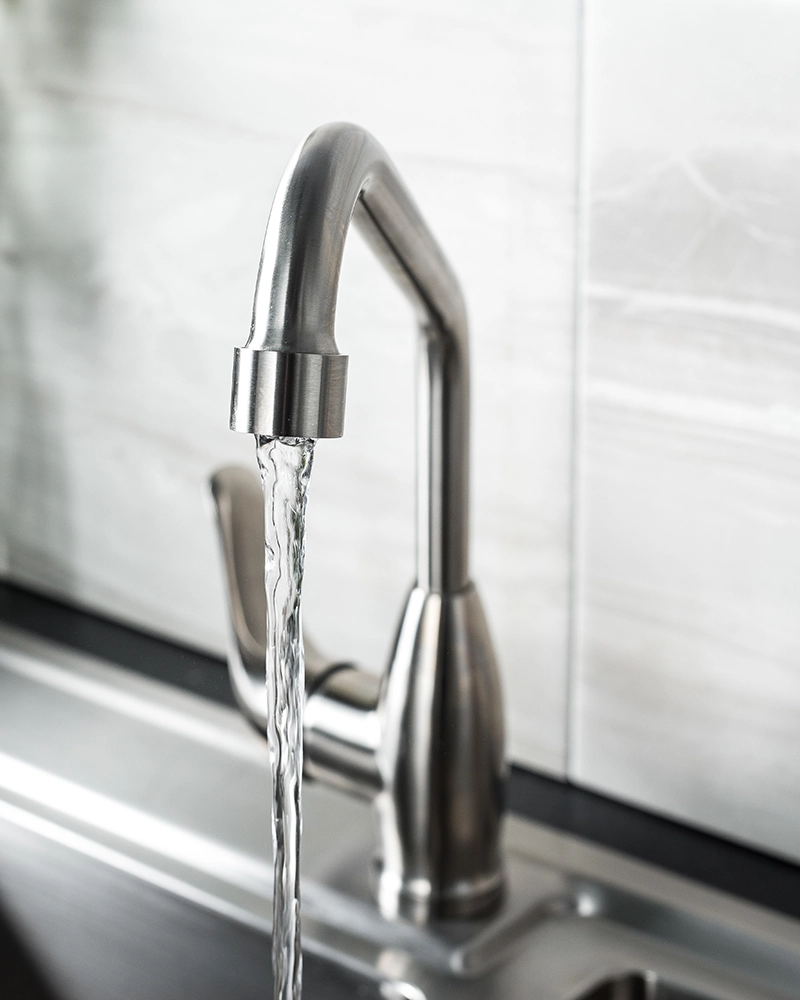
[230,349,349,439]
[304,667,382,801]
[0,816,385,1000]
[375,585,505,921]
[1,628,799,1000]
[224,123,504,921]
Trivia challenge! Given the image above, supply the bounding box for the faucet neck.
[232,122,470,593]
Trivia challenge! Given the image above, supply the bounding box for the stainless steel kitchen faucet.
[212,122,505,923]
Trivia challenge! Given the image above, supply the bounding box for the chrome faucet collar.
[248,124,467,356]
[220,123,505,923]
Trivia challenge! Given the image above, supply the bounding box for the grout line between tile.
[564,0,592,781]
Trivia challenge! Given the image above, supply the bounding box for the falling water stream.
[256,435,315,1000]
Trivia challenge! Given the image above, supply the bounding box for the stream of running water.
[256,435,315,1000]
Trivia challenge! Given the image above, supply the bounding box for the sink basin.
[579,972,716,1000]
[0,812,385,1000]
[0,622,798,1000]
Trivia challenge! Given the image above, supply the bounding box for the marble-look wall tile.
[576,0,800,859]
[0,2,580,774]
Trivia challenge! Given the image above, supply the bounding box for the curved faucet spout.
[249,123,468,358]
[230,122,470,594]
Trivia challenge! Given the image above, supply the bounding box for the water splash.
[256,435,315,1000]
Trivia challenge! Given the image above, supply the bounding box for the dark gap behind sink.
[0,581,235,706]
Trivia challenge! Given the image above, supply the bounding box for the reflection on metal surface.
[0,753,270,894]
[0,797,270,934]
[577,971,713,1000]
[0,639,262,762]
[0,626,799,1000]
[0,811,388,1000]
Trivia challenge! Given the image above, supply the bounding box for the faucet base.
[372,856,505,924]
[375,584,506,925]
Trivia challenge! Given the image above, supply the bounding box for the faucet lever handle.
[208,466,344,733]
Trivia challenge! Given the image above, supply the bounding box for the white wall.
[575,0,800,863]
[2,0,800,862]
[0,0,580,776]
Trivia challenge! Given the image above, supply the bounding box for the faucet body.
[217,123,505,922]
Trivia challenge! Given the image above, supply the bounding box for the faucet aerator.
[230,347,349,439]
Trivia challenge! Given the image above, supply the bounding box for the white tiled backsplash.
[1,0,798,861]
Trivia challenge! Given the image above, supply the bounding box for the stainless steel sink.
[0,815,385,1000]
[578,972,718,1000]
[0,623,798,1000]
